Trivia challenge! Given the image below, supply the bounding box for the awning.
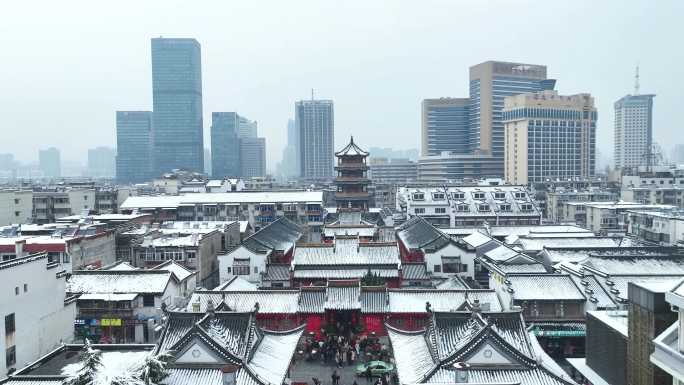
[78,293,139,301]
[530,322,585,337]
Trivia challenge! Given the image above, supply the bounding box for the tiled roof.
[152,260,195,282]
[388,289,502,313]
[187,291,301,313]
[324,285,361,310]
[361,288,389,313]
[242,217,302,253]
[163,369,222,385]
[298,288,326,314]
[335,137,369,156]
[293,238,399,266]
[396,216,451,251]
[66,270,172,294]
[292,268,399,279]
[121,191,324,209]
[402,263,430,280]
[505,274,585,301]
[263,264,290,281]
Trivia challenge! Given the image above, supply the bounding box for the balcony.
[651,322,684,382]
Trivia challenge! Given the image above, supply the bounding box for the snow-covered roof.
[515,237,621,251]
[402,263,430,280]
[293,238,400,266]
[153,260,196,282]
[460,230,493,248]
[66,270,173,294]
[395,216,451,251]
[213,276,258,291]
[324,284,361,310]
[77,293,139,301]
[323,226,377,238]
[187,291,301,313]
[588,310,629,337]
[121,191,324,209]
[242,217,302,253]
[101,261,138,271]
[292,268,399,279]
[388,289,502,313]
[505,274,585,301]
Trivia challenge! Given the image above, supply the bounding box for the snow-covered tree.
[63,339,103,385]
[136,351,173,385]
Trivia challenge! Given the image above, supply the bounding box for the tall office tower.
[239,137,266,177]
[296,99,334,179]
[87,146,116,177]
[151,38,203,174]
[614,94,655,171]
[115,111,153,183]
[470,61,554,175]
[38,147,61,178]
[238,117,258,138]
[203,148,212,176]
[210,112,241,178]
[673,144,684,165]
[421,98,470,156]
[503,91,597,185]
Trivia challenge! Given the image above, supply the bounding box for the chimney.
[14,240,25,259]
[221,365,239,385]
[453,362,470,383]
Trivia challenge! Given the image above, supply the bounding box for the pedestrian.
[381,374,388,385]
[365,366,372,383]
[331,370,340,385]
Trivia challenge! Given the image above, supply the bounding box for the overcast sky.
[1,0,682,171]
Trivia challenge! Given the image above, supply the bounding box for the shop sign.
[101,318,122,326]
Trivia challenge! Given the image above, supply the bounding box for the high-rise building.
[87,146,116,178]
[204,148,212,176]
[210,112,241,178]
[469,61,554,175]
[115,111,153,183]
[151,38,203,175]
[239,137,266,177]
[296,99,334,179]
[238,117,258,138]
[38,147,61,178]
[503,91,597,185]
[421,98,470,156]
[614,94,655,171]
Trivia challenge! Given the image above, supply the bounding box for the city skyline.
[1,1,682,172]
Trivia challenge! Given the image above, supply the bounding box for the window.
[435,207,446,214]
[473,192,485,200]
[84,195,88,200]
[412,193,425,201]
[514,192,526,199]
[142,295,155,307]
[23,284,27,293]
[14,211,20,217]
[433,265,441,273]
[414,208,425,214]
[432,193,445,200]
[498,204,511,212]
[452,192,465,200]
[6,345,16,367]
[14,287,18,295]
[226,267,232,274]
[457,204,469,212]
[5,313,15,335]
[494,192,506,199]
[254,266,259,274]
[233,265,250,275]
[478,204,490,212]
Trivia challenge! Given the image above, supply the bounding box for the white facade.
[614,94,655,171]
[422,242,476,280]
[0,191,32,226]
[0,253,75,375]
[218,245,269,284]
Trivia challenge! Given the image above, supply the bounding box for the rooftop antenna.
[634,65,640,95]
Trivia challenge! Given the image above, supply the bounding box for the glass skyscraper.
[421,98,470,156]
[210,112,241,178]
[116,111,153,183]
[151,38,203,175]
[296,99,334,179]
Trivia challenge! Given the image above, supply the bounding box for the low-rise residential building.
[66,268,192,344]
[546,189,617,223]
[397,185,541,227]
[622,184,684,208]
[218,217,302,286]
[133,226,223,288]
[0,190,32,226]
[557,201,676,232]
[120,190,324,237]
[628,208,684,245]
[33,188,95,223]
[0,252,75,376]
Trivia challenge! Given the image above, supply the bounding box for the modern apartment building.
[421,98,470,156]
[503,91,597,184]
[87,146,115,178]
[210,112,240,178]
[417,151,501,182]
[0,190,33,225]
[239,137,266,178]
[469,61,554,175]
[614,94,656,171]
[115,111,153,184]
[296,99,334,179]
[369,157,417,183]
[38,147,61,178]
[151,38,203,175]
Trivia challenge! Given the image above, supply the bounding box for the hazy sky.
[2,0,682,171]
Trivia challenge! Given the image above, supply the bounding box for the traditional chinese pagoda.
[334,136,370,211]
